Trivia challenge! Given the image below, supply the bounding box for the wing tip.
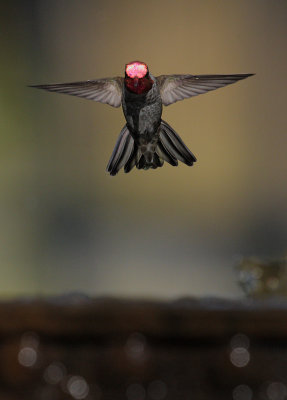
[28,84,50,90]
[238,73,255,79]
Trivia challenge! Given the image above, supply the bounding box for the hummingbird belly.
[124,101,162,143]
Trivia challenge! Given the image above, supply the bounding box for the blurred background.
[1,0,287,299]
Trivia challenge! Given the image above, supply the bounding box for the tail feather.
[160,127,189,165]
[107,120,196,175]
[106,125,134,176]
[116,134,134,173]
[159,120,197,166]
[137,155,146,170]
[157,141,178,166]
[153,152,164,168]
[124,144,137,173]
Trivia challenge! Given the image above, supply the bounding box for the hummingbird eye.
[126,61,148,78]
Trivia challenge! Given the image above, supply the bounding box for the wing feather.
[29,77,123,108]
[156,74,254,106]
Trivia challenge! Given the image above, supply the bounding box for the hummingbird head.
[124,61,153,94]
[125,61,148,79]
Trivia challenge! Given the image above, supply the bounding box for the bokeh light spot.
[266,382,287,400]
[230,347,250,368]
[18,347,37,367]
[125,332,146,361]
[233,384,253,400]
[67,376,89,399]
[44,362,66,385]
[20,331,39,348]
[230,334,250,350]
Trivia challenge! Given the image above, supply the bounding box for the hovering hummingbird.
[31,61,253,176]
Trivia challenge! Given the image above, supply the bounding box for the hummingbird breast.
[122,75,162,143]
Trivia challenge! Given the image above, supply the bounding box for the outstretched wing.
[156,74,254,106]
[29,77,124,108]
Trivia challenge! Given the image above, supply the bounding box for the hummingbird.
[31,61,253,176]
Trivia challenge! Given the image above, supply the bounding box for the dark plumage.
[30,61,254,176]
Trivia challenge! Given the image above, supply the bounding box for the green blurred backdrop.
[1,0,286,298]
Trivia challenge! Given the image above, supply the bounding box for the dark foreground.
[0,296,287,400]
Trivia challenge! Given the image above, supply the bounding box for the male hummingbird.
[31,61,253,176]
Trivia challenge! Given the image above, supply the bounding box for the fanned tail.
[106,120,196,175]
[106,125,135,176]
[157,119,196,167]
